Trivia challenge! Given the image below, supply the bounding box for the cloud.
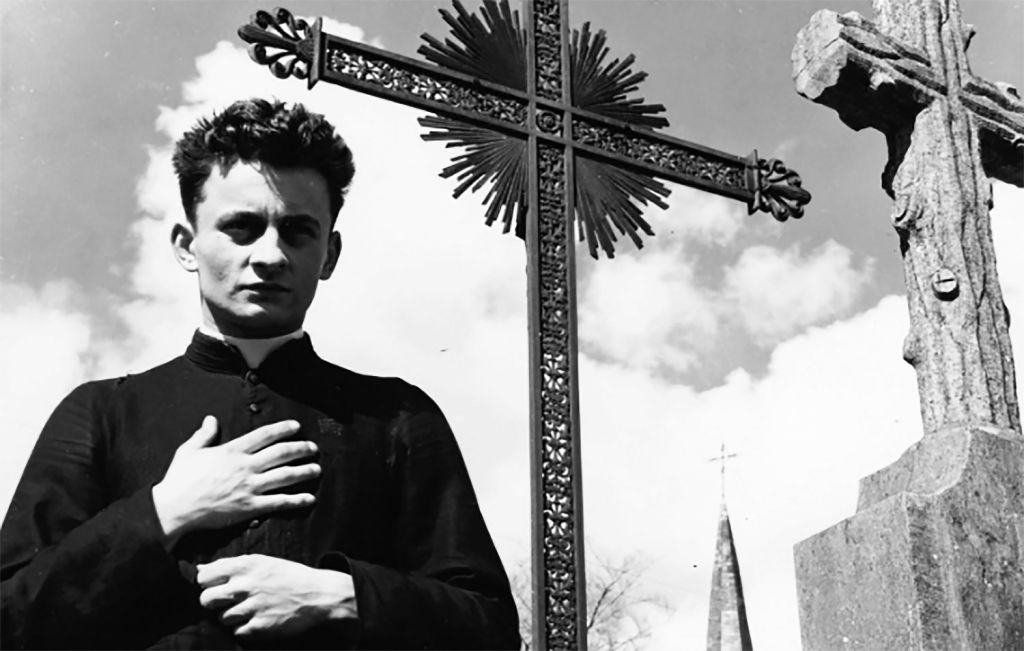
[0,281,94,514]
[722,239,875,344]
[578,227,874,375]
[579,236,718,374]
[654,185,749,247]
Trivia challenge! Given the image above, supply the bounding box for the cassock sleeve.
[0,383,195,649]
[319,385,521,650]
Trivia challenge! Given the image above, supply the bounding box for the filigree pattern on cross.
[533,0,564,101]
[536,141,577,647]
[326,49,528,125]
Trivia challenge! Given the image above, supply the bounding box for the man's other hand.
[197,555,358,638]
[152,416,320,542]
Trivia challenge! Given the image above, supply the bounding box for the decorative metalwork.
[574,155,660,255]
[536,109,563,135]
[570,22,668,128]
[240,2,815,260]
[418,0,526,89]
[746,153,812,221]
[327,47,528,126]
[238,7,315,81]
[420,117,529,236]
[536,141,578,648]
[533,0,564,101]
[572,117,746,191]
[417,0,674,258]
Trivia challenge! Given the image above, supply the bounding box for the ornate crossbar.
[238,8,811,230]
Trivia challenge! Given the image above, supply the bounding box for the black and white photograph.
[1,0,1022,648]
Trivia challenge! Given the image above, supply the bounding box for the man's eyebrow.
[218,210,262,222]
[281,214,322,230]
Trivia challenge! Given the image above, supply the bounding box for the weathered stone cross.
[794,0,1022,435]
[238,2,811,647]
[792,1,1023,647]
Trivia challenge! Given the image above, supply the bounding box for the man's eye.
[281,222,318,241]
[221,219,259,238]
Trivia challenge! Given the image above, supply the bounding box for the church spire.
[706,445,753,651]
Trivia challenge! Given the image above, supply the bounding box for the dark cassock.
[0,330,521,650]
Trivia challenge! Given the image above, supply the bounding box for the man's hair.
[172,98,355,224]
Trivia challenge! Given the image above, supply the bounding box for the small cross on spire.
[705,441,752,650]
[708,442,738,501]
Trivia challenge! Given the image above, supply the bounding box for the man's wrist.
[151,483,190,545]
[316,568,359,621]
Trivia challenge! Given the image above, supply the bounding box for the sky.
[0,0,1021,648]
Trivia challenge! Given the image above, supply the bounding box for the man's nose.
[249,228,288,270]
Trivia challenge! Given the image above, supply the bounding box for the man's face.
[173,162,341,338]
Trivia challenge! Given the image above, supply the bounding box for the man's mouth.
[241,282,289,293]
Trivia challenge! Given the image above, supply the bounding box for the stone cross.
[238,3,811,648]
[794,0,1023,435]
[792,1,1023,647]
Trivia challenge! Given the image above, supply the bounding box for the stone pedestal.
[794,426,1024,650]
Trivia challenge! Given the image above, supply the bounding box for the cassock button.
[245,371,258,385]
[248,402,260,414]
[248,519,260,529]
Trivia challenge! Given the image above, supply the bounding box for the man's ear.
[171,222,198,272]
[320,231,342,280]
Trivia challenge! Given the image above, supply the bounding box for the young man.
[1,98,521,650]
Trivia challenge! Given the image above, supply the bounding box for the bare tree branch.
[509,548,672,651]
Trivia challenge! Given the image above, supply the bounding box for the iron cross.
[239,2,811,648]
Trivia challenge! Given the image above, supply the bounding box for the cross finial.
[708,442,738,502]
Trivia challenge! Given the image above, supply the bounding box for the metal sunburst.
[418,0,672,259]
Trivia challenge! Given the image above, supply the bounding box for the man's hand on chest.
[151,415,321,545]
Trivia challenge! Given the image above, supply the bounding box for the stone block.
[794,426,1024,650]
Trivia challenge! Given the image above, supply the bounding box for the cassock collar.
[199,324,304,369]
[185,329,319,376]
